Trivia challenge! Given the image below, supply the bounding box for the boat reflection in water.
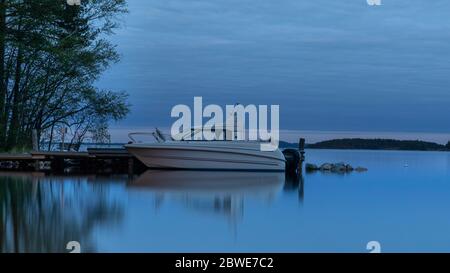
[128,170,286,225]
[284,171,305,204]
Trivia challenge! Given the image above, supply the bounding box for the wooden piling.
[33,160,40,171]
[32,129,39,151]
[31,130,41,171]
[298,138,306,171]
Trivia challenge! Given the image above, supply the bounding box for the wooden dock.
[0,148,145,174]
[0,138,307,174]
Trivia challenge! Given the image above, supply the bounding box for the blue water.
[2,149,450,253]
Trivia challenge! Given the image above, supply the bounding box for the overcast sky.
[97,0,450,141]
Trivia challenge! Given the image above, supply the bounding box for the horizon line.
[107,127,450,145]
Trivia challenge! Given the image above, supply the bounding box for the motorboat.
[124,127,286,171]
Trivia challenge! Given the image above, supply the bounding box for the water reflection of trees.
[0,173,123,253]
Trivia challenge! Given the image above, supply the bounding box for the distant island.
[280,138,450,151]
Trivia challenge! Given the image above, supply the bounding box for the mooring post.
[32,129,41,171]
[32,129,39,151]
[33,160,40,172]
[298,138,305,171]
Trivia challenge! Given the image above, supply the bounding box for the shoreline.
[280,138,450,152]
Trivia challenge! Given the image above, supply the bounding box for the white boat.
[125,128,286,171]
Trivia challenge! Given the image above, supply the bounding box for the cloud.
[98,0,450,133]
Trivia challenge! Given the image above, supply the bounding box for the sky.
[97,0,450,143]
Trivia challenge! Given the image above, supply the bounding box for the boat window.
[179,128,240,141]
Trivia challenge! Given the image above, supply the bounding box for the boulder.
[305,163,319,171]
[320,163,333,171]
[305,162,366,173]
[332,162,347,172]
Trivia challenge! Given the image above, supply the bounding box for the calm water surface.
[2,149,450,253]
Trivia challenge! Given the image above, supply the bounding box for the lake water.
[1,149,450,253]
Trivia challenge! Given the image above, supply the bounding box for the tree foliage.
[0,0,129,151]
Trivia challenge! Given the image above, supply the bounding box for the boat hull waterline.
[125,142,286,171]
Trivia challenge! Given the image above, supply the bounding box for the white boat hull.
[125,141,286,171]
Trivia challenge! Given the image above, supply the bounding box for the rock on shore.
[305,162,367,173]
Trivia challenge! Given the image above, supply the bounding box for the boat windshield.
[175,126,241,141]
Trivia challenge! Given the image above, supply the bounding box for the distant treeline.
[305,138,450,151]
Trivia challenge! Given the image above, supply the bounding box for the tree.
[0,0,129,151]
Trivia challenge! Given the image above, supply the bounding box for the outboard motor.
[283,149,300,173]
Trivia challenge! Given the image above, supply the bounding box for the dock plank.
[0,149,137,173]
[87,148,132,158]
[31,151,90,159]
